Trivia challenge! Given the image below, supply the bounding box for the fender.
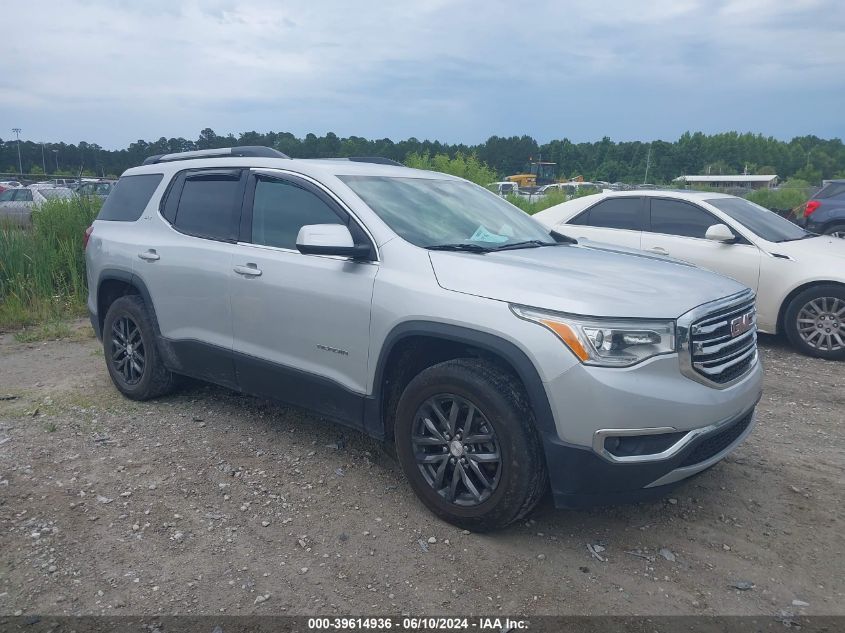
[95,269,179,368]
[366,320,557,440]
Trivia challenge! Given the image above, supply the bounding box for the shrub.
[404,152,498,186]
[0,196,101,329]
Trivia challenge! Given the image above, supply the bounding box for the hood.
[428,244,748,319]
[766,235,845,263]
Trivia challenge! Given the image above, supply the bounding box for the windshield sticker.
[470,225,510,243]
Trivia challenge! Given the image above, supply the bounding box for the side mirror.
[296,224,372,259]
[705,223,736,243]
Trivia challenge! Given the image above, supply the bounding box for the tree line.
[1,128,842,184]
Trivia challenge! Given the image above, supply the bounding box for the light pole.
[12,128,23,175]
[52,149,59,173]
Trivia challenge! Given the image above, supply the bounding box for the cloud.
[1,0,843,146]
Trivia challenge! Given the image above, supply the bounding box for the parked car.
[537,182,603,198]
[535,190,845,359]
[85,146,761,530]
[76,180,116,198]
[795,179,845,238]
[0,185,74,226]
[486,181,519,197]
[0,180,23,192]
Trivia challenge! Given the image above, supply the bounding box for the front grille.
[679,411,753,467]
[688,294,757,385]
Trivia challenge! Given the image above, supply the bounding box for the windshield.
[706,197,810,242]
[340,176,554,248]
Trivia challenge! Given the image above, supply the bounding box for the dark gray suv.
[798,180,845,238]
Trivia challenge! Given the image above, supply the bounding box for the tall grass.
[0,196,101,329]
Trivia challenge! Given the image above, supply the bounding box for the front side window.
[0,190,14,201]
[573,197,642,230]
[251,178,343,250]
[339,176,553,248]
[649,198,718,239]
[16,189,33,202]
[173,174,241,241]
[706,197,809,242]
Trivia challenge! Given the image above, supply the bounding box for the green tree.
[404,152,497,186]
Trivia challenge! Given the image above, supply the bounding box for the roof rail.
[142,146,290,165]
[347,156,403,166]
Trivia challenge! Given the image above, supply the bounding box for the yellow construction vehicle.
[506,161,558,190]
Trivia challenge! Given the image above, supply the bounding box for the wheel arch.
[94,270,182,367]
[368,321,556,443]
[96,270,158,334]
[777,279,845,333]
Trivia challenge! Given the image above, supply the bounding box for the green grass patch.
[0,196,101,330]
[12,320,94,343]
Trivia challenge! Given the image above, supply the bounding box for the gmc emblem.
[731,311,755,337]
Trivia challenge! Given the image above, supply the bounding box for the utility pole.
[643,144,652,185]
[52,149,59,173]
[12,128,23,175]
[41,142,47,175]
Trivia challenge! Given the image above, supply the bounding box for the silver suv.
[85,146,762,530]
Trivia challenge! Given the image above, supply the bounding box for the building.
[673,174,778,190]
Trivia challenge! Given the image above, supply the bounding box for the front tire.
[784,285,845,360]
[103,295,175,399]
[394,359,547,531]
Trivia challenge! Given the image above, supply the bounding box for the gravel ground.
[0,322,842,618]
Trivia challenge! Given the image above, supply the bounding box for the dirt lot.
[0,322,842,618]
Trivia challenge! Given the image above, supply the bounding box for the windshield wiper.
[425,243,492,253]
[777,233,817,242]
[493,239,561,251]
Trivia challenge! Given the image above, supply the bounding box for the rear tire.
[103,295,175,399]
[823,223,845,239]
[394,358,547,531]
[783,285,845,360]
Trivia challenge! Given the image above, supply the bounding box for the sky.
[2,0,844,149]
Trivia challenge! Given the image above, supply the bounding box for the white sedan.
[0,185,74,227]
[534,190,845,359]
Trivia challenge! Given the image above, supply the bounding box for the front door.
[230,170,377,427]
[640,197,761,291]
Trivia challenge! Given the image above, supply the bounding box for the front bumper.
[545,406,757,508]
[540,352,762,508]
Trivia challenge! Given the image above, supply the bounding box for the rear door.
[640,197,761,290]
[134,168,247,387]
[230,170,377,425]
[565,196,644,249]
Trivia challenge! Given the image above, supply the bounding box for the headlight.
[512,305,676,367]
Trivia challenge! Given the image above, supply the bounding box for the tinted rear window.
[98,174,163,221]
[816,182,845,199]
[173,174,242,241]
[573,197,642,230]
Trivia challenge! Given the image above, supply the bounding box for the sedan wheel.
[796,297,845,353]
[785,285,845,360]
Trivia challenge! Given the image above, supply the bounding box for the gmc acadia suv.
[85,146,763,530]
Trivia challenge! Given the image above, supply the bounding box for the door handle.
[234,263,262,277]
[138,249,160,261]
[648,246,669,255]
